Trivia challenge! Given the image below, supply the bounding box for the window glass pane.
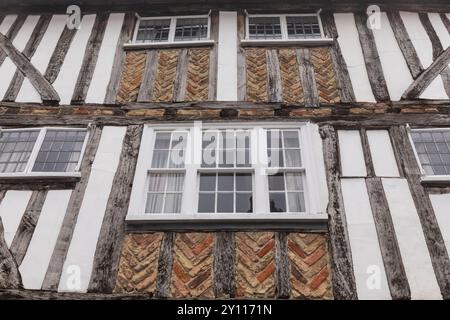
[236,193,253,213]
[218,173,234,191]
[248,17,282,39]
[0,130,38,173]
[286,173,303,191]
[411,130,450,175]
[151,131,187,169]
[200,173,216,191]
[236,173,252,191]
[267,129,302,168]
[32,130,86,173]
[268,173,285,191]
[269,192,286,212]
[136,19,171,43]
[287,16,321,39]
[198,193,215,213]
[217,193,233,213]
[202,130,251,168]
[146,173,184,214]
[174,18,208,41]
[288,192,305,212]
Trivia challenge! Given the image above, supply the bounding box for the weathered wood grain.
[0,15,27,67]
[354,12,390,102]
[402,47,450,100]
[44,25,77,84]
[275,231,290,298]
[390,126,450,299]
[387,11,424,79]
[104,13,136,104]
[441,13,450,34]
[41,126,102,291]
[321,11,355,102]
[213,232,235,298]
[155,232,174,298]
[9,190,47,266]
[88,125,143,293]
[0,33,60,103]
[319,124,357,299]
[365,178,410,300]
[297,48,319,107]
[208,11,219,101]
[419,12,450,98]
[3,15,52,102]
[71,13,109,104]
[266,49,283,103]
[137,50,158,103]
[359,128,375,177]
[237,11,247,101]
[173,49,188,102]
[0,216,23,289]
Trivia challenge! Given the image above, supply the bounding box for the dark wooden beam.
[104,13,136,104]
[236,11,247,101]
[3,15,52,102]
[319,124,357,299]
[402,47,450,100]
[359,128,375,177]
[9,190,47,266]
[0,33,60,103]
[390,125,450,299]
[0,15,27,67]
[275,231,290,298]
[213,231,235,298]
[137,50,158,102]
[321,11,355,102]
[441,13,450,34]
[208,11,219,101]
[354,12,390,102]
[297,48,319,107]
[0,215,23,289]
[71,13,109,104]
[88,125,143,293]
[267,49,283,103]
[173,49,188,102]
[41,126,102,290]
[0,288,151,299]
[419,12,450,98]
[154,232,174,298]
[387,11,424,79]
[365,178,410,300]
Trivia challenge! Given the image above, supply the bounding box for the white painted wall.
[217,11,238,101]
[399,11,448,99]
[0,15,17,35]
[53,14,96,105]
[86,13,124,104]
[16,15,67,103]
[19,190,72,289]
[373,13,414,101]
[367,130,400,177]
[0,191,33,247]
[429,194,450,259]
[334,13,376,102]
[337,130,367,177]
[58,126,126,293]
[382,178,442,299]
[0,15,40,100]
[341,178,391,300]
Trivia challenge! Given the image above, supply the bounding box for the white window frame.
[0,126,89,179]
[241,11,333,47]
[127,122,328,222]
[127,14,214,49]
[408,126,450,183]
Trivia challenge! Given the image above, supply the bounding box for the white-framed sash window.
[127,122,328,222]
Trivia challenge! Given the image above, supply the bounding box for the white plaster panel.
[58,126,126,293]
[429,194,450,259]
[367,130,400,177]
[19,190,72,289]
[382,178,442,300]
[337,130,367,177]
[334,13,376,102]
[341,178,391,300]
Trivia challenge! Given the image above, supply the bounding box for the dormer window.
[133,15,210,44]
[246,13,325,41]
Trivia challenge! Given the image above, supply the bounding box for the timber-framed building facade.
[0,0,450,300]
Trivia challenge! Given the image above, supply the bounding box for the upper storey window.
[247,14,324,40]
[133,15,210,44]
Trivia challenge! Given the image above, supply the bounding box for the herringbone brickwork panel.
[171,233,214,298]
[152,50,179,102]
[310,48,340,104]
[114,233,163,294]
[185,49,210,101]
[278,49,304,104]
[288,233,333,299]
[235,232,276,298]
[116,51,147,103]
[245,48,268,102]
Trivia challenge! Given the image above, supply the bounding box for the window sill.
[123,40,215,50]
[421,175,450,187]
[240,38,334,47]
[125,213,328,232]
